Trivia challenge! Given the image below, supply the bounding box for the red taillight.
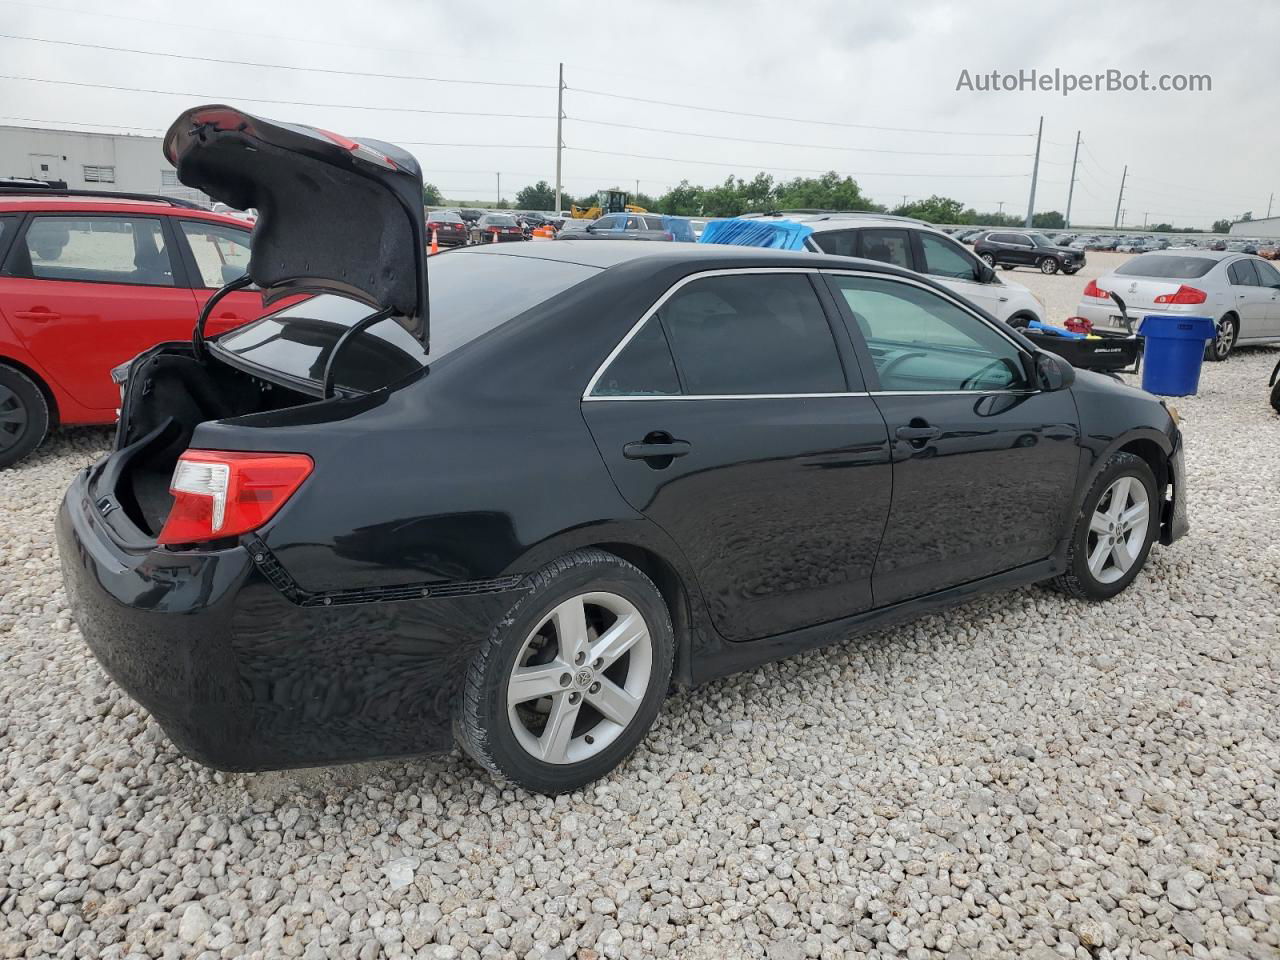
[1083,279,1110,299]
[157,450,314,545]
[1154,284,1207,305]
[427,221,440,229]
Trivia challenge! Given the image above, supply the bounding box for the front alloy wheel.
[981,253,996,267]
[456,549,673,794]
[1051,452,1158,600]
[1039,257,1059,274]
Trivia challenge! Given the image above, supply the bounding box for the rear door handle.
[14,309,60,322]
[623,440,691,460]
[896,425,940,442]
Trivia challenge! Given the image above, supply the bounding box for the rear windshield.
[214,252,599,392]
[1114,254,1217,279]
[484,215,517,226]
[429,211,463,223]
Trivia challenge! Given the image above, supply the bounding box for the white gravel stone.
[3,277,1280,959]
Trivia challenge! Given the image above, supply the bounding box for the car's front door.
[825,271,1081,606]
[581,270,893,642]
[1250,258,1280,335]
[0,213,196,415]
[1007,233,1036,266]
[912,229,1012,319]
[1226,258,1270,337]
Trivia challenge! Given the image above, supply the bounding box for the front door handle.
[623,439,691,460]
[896,425,940,442]
[14,309,60,322]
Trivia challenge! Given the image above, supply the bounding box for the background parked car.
[583,213,696,242]
[0,188,274,467]
[426,209,469,247]
[735,213,1047,327]
[1076,250,1280,360]
[974,230,1085,275]
[471,213,526,244]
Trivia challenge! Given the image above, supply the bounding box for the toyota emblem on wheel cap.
[575,668,594,687]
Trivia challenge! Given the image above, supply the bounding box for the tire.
[1006,312,1036,329]
[1063,267,1080,276]
[1204,314,1238,362]
[0,365,50,469]
[455,548,674,795]
[1270,357,1280,414]
[1051,452,1158,601]
[981,253,996,267]
[1039,257,1059,275]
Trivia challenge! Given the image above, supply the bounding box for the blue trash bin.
[1137,315,1217,396]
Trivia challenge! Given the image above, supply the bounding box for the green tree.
[422,182,444,206]
[656,180,705,216]
[515,181,556,211]
[1211,218,1233,233]
[774,172,880,212]
[891,195,966,224]
[1031,211,1066,229]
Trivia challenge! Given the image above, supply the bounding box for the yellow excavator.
[570,189,647,220]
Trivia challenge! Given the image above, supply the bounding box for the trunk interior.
[109,346,316,538]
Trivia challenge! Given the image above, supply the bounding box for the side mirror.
[976,263,996,283]
[1035,351,1076,391]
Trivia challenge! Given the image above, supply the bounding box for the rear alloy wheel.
[456,549,673,794]
[981,253,996,267]
[1206,315,1237,361]
[0,366,50,469]
[1051,452,1157,600]
[1039,257,1059,275]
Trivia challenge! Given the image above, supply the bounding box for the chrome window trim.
[581,266,1035,402]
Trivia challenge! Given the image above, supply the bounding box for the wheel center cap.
[574,668,595,688]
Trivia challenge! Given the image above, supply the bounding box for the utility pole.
[496,172,500,206]
[1113,165,1127,229]
[554,62,565,215]
[1120,208,1126,228]
[1268,192,1274,219]
[1064,130,1081,229]
[997,201,1005,215]
[635,179,639,198]
[1024,115,1043,228]
[1143,212,1149,229]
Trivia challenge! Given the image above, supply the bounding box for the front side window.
[180,221,251,288]
[830,275,1028,392]
[810,229,858,258]
[1253,259,1280,286]
[656,273,845,395]
[591,316,681,397]
[917,231,980,280]
[858,229,912,269]
[23,216,174,286]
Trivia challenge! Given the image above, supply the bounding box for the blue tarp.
[698,218,813,250]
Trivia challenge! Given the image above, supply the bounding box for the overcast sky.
[3,0,1277,227]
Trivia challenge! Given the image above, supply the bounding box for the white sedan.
[1074,251,1280,360]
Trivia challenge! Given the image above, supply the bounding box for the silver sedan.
[1074,251,1280,360]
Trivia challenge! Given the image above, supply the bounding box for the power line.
[564,116,1033,158]
[567,86,1035,137]
[567,146,1032,178]
[0,114,164,133]
[0,32,555,90]
[0,75,553,120]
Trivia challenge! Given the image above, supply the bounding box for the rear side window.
[1228,260,1259,285]
[858,229,912,269]
[179,221,251,288]
[591,317,680,396]
[656,273,845,395]
[811,229,857,257]
[22,216,174,286]
[1115,255,1216,279]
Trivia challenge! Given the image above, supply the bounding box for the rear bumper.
[58,467,525,771]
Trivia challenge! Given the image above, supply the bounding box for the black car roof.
[456,238,913,275]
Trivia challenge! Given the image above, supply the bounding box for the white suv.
[744,213,1047,327]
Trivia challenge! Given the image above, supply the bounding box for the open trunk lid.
[163,104,430,346]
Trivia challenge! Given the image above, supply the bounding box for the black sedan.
[59,106,1188,795]
[974,230,1085,275]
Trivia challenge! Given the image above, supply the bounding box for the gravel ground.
[2,308,1279,959]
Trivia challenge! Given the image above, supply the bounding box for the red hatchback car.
[0,190,273,467]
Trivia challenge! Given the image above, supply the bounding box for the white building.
[1229,216,1280,238]
[0,124,210,206]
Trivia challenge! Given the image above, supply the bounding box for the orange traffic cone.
[430,228,439,255]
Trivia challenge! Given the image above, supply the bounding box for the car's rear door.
[172,218,286,333]
[581,269,892,642]
[0,212,197,416]
[824,270,1080,605]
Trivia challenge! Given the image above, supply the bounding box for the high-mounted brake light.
[1154,284,1208,305]
[1083,279,1110,299]
[158,450,314,545]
